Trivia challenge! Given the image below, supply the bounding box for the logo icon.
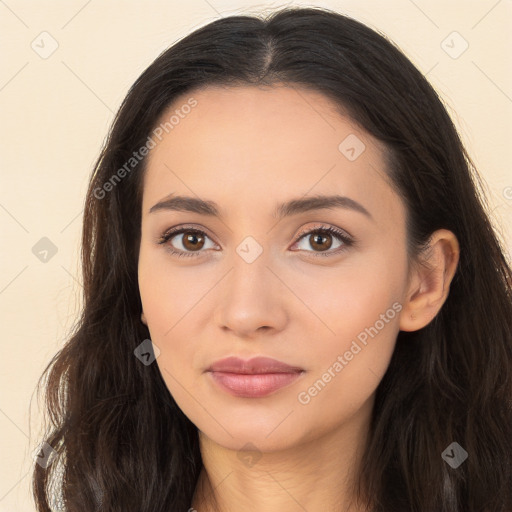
[31,31,59,59]
[134,339,160,365]
[338,134,366,161]
[442,441,468,468]
[441,32,469,59]
[32,237,58,263]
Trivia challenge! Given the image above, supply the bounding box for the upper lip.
[207,356,304,374]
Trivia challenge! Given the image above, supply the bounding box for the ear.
[141,311,148,326]
[399,229,460,332]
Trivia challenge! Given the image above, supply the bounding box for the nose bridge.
[228,235,273,298]
[214,233,288,335]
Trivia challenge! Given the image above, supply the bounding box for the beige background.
[1,0,511,509]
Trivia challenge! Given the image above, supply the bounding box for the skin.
[137,84,460,512]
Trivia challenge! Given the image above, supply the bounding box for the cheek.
[138,248,211,398]
[293,304,399,429]
[138,242,208,332]
[295,248,405,344]
[291,251,405,409]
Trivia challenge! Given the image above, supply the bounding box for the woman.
[33,6,512,512]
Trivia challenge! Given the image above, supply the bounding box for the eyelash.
[156,223,354,260]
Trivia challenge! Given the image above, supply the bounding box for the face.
[138,84,411,452]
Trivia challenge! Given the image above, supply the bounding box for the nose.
[213,249,289,339]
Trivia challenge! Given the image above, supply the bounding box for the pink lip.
[206,356,305,398]
[207,356,303,374]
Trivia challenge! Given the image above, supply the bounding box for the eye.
[291,225,354,257]
[157,225,217,259]
[157,223,354,259]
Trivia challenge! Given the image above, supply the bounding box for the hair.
[32,6,512,512]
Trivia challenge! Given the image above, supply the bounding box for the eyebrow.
[149,193,373,221]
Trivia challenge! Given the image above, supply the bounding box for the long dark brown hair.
[32,6,512,511]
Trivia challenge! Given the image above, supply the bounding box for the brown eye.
[292,225,354,257]
[309,232,333,251]
[158,227,216,258]
[181,231,206,251]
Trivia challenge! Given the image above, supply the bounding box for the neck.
[190,398,373,512]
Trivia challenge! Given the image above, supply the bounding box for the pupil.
[185,232,203,250]
[312,233,331,250]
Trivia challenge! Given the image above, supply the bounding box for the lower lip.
[208,371,303,398]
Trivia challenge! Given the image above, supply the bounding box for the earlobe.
[399,229,460,332]
[141,311,147,326]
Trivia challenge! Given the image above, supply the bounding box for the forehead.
[141,84,399,221]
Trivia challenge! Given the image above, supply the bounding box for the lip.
[206,356,305,398]
[207,356,304,374]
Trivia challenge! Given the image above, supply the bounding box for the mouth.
[206,356,305,398]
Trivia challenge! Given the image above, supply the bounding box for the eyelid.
[158,223,217,243]
[294,222,354,242]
